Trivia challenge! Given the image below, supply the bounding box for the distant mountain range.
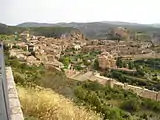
[16,21,150,27]
[0,23,26,35]
[16,21,160,39]
[1,21,160,43]
[17,21,160,28]
[150,24,160,28]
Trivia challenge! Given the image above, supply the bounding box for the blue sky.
[1,0,160,25]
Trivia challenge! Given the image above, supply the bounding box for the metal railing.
[0,43,10,120]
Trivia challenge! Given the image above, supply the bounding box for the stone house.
[98,52,116,69]
[20,31,30,41]
[91,40,99,45]
[16,42,28,51]
[16,54,27,61]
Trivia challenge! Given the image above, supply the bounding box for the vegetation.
[4,45,101,120]
[116,57,135,69]
[116,57,124,68]
[2,22,160,41]
[0,23,12,34]
[0,34,15,41]
[4,43,160,120]
[5,56,44,87]
[93,58,99,70]
[60,49,101,70]
[18,86,101,120]
[74,80,160,120]
[16,21,160,40]
[2,25,160,119]
[105,58,160,91]
[29,27,81,38]
[0,23,82,39]
[0,23,26,35]
[134,58,160,71]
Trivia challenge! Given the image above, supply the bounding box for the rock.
[60,30,86,41]
[108,27,131,40]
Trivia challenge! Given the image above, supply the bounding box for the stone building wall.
[6,67,24,120]
[98,52,116,69]
[95,74,160,101]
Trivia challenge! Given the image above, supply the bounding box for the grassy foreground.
[17,86,102,120]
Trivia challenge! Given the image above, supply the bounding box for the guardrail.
[0,43,10,120]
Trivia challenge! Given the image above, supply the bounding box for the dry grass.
[17,86,102,120]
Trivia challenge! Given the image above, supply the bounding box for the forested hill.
[1,22,160,43]
[0,23,85,39]
[0,23,12,34]
[17,22,160,39]
[29,27,84,38]
[0,23,26,35]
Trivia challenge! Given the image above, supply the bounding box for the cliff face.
[108,27,132,40]
[151,33,160,46]
[113,27,129,38]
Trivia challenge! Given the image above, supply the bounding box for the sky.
[1,0,160,25]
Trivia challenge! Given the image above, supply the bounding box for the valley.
[1,22,160,120]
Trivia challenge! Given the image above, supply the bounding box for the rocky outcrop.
[60,30,86,41]
[108,27,132,40]
[151,33,160,46]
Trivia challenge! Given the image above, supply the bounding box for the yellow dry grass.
[17,86,102,120]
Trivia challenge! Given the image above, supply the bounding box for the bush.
[128,61,134,69]
[93,59,99,70]
[142,99,160,112]
[121,98,141,112]
[116,57,123,68]
[14,72,25,84]
[18,86,102,120]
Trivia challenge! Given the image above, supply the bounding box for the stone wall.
[66,69,160,101]
[6,67,24,120]
[95,74,160,101]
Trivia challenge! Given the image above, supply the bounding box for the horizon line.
[1,20,160,26]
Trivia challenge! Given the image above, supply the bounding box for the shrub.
[142,99,160,112]
[121,98,141,112]
[18,86,102,120]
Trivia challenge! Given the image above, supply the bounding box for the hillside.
[29,27,85,39]
[17,21,160,40]
[0,23,12,34]
[0,23,26,35]
[0,23,85,39]
[17,22,55,27]
[4,28,160,120]
[151,33,160,45]
[18,86,101,120]
[5,48,101,120]
[1,22,160,44]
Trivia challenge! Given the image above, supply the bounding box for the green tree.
[122,61,127,68]
[121,98,141,112]
[116,57,123,68]
[136,65,145,76]
[61,57,70,67]
[128,61,134,69]
[93,59,99,70]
